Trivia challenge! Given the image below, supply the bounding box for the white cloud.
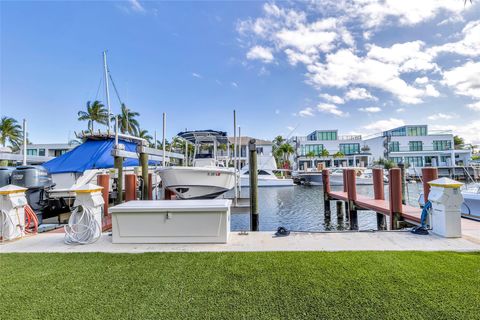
[231,82,238,88]
[317,103,348,117]
[284,48,316,66]
[299,107,315,117]
[442,61,480,99]
[396,108,406,113]
[307,49,427,104]
[275,109,280,114]
[467,101,480,111]
[319,93,345,104]
[359,107,381,113]
[364,118,405,132]
[192,72,202,78]
[128,0,146,13]
[431,20,480,57]
[246,46,274,63]
[427,113,457,120]
[414,77,429,85]
[431,120,480,144]
[345,87,376,101]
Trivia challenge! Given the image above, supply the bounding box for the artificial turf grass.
[1,252,479,320]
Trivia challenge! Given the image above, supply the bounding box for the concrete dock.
[2,218,478,253]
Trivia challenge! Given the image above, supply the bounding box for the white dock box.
[110,200,231,243]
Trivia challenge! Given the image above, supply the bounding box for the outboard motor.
[11,165,54,224]
[0,167,14,187]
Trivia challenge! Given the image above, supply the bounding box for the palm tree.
[137,129,153,145]
[333,151,345,159]
[116,103,140,135]
[0,116,23,147]
[306,150,316,169]
[279,143,295,165]
[77,100,109,132]
[321,148,330,158]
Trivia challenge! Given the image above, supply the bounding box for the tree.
[321,148,330,158]
[116,103,140,136]
[0,116,23,147]
[306,150,316,169]
[77,100,109,132]
[272,135,286,165]
[279,143,294,164]
[137,129,152,144]
[453,135,464,149]
[333,151,345,158]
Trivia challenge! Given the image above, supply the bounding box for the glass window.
[405,156,423,167]
[302,144,324,156]
[27,149,37,156]
[390,157,403,164]
[433,140,451,151]
[407,126,427,136]
[316,131,337,141]
[389,141,400,152]
[339,143,360,155]
[39,148,46,156]
[409,141,423,151]
[256,147,264,154]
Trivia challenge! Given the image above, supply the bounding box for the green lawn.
[1,252,479,319]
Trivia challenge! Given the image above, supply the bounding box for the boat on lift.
[158,130,237,199]
[294,167,388,186]
[240,155,294,187]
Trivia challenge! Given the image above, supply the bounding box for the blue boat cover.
[43,138,158,174]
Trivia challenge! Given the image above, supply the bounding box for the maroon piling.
[346,169,358,230]
[342,169,348,192]
[125,174,137,202]
[388,168,403,230]
[372,168,385,200]
[97,174,110,217]
[322,169,331,215]
[422,167,438,203]
[148,173,153,200]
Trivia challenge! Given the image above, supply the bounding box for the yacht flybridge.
[158,130,237,199]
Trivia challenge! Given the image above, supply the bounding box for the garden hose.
[64,205,101,245]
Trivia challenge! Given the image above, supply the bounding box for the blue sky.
[1,0,479,144]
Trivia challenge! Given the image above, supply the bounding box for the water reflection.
[229,183,424,232]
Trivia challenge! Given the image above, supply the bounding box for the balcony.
[390,145,453,152]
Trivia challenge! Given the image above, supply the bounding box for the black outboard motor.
[11,165,54,224]
[0,167,14,187]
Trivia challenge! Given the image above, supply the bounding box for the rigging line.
[108,71,124,106]
[94,75,103,101]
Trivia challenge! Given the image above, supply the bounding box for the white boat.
[294,167,388,186]
[240,156,294,187]
[158,130,237,199]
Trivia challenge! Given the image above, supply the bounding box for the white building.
[290,130,372,170]
[363,125,471,167]
[0,142,80,165]
[219,137,273,168]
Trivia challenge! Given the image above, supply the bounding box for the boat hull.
[240,176,294,187]
[159,167,236,199]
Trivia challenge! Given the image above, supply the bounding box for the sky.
[1,0,479,144]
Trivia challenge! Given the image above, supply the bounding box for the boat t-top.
[158,130,237,199]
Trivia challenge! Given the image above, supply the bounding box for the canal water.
[230,183,425,232]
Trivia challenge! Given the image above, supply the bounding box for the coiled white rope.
[64,205,101,245]
[1,209,22,240]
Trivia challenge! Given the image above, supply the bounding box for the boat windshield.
[195,153,213,159]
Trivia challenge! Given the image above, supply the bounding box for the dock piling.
[422,167,438,203]
[248,139,259,231]
[140,149,149,200]
[114,156,124,204]
[398,163,407,205]
[322,169,331,216]
[388,168,403,230]
[125,174,137,201]
[97,174,110,216]
[346,169,358,230]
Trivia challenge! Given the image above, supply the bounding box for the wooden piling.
[372,168,385,200]
[140,152,149,200]
[346,169,358,230]
[388,168,403,230]
[421,167,438,203]
[398,163,407,205]
[114,156,123,204]
[342,169,348,192]
[125,174,137,202]
[322,169,331,215]
[336,201,343,221]
[148,173,153,200]
[97,174,110,216]
[248,139,259,231]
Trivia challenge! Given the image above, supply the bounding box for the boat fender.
[275,226,290,237]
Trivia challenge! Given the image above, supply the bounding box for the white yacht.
[240,156,294,187]
[294,167,388,186]
[158,130,237,199]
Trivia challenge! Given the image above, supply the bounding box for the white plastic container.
[110,199,231,244]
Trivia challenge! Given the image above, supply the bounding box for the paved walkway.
[2,228,479,253]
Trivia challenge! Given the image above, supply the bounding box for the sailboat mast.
[103,51,112,131]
